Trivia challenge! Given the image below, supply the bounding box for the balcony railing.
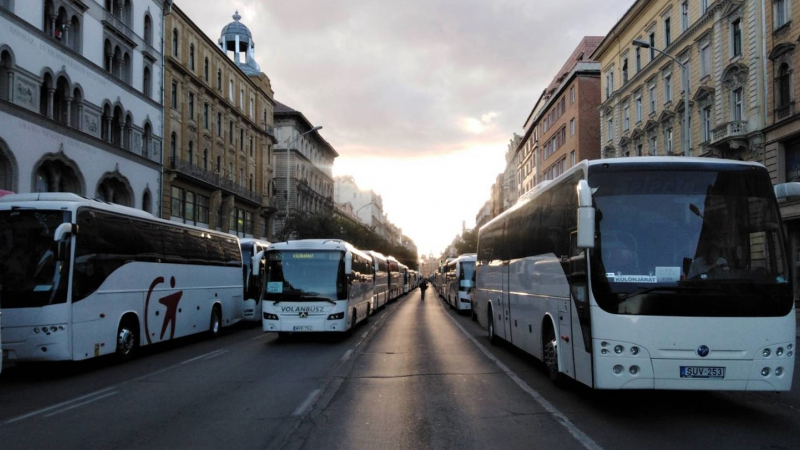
[711,120,747,143]
[103,11,137,46]
[168,158,263,204]
[776,103,795,121]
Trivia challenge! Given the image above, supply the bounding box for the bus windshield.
[0,210,71,308]
[589,168,792,317]
[265,250,346,301]
[459,261,475,291]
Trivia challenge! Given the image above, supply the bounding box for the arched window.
[123,114,133,150]
[101,104,112,142]
[204,57,209,82]
[111,105,124,146]
[143,66,151,97]
[39,73,53,117]
[187,141,193,164]
[142,189,152,213]
[143,14,152,46]
[123,52,131,83]
[70,87,82,129]
[68,15,82,52]
[0,138,17,192]
[96,174,132,206]
[143,122,152,158]
[53,76,70,125]
[172,28,179,57]
[34,158,81,194]
[43,1,55,36]
[0,50,12,102]
[189,43,195,70]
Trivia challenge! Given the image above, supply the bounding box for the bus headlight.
[327,312,344,320]
[775,367,784,376]
[263,313,278,320]
[762,349,771,357]
[776,347,784,356]
[614,345,624,354]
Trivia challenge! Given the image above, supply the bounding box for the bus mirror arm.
[252,250,265,277]
[54,223,75,262]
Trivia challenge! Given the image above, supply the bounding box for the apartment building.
[0,0,166,209]
[163,7,276,239]
[592,0,767,160]
[334,175,385,236]
[517,37,602,195]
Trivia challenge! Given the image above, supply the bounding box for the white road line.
[292,389,321,416]
[440,302,605,450]
[43,391,120,418]
[180,349,226,365]
[340,349,354,362]
[251,333,270,340]
[202,349,229,361]
[4,386,118,424]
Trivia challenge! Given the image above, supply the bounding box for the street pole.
[632,40,690,156]
[283,126,322,224]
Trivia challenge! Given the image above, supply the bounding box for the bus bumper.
[1,324,71,361]
[262,315,348,333]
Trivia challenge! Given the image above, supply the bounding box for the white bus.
[445,254,476,313]
[240,238,271,322]
[0,193,243,363]
[475,158,795,391]
[387,256,403,301]
[262,239,374,336]
[368,250,390,311]
[400,263,410,294]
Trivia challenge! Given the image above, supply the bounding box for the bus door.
[568,231,593,386]
[500,260,512,341]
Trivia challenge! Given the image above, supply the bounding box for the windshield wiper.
[621,286,721,300]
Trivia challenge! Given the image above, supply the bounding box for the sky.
[176,0,634,258]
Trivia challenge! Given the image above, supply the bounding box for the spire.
[233,10,241,22]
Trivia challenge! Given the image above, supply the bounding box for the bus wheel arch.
[116,313,140,361]
[542,316,566,387]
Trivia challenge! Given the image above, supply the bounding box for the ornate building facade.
[0,0,167,210]
[163,7,276,238]
[273,101,336,236]
[334,175,385,236]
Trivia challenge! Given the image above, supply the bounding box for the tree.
[454,228,478,255]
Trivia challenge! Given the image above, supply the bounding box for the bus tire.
[543,327,567,388]
[209,305,222,338]
[365,303,371,321]
[115,317,139,362]
[346,308,357,336]
[488,307,499,345]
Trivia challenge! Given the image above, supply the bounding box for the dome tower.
[218,10,261,76]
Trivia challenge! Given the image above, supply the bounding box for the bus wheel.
[365,303,371,321]
[487,307,499,345]
[209,305,222,337]
[115,318,138,361]
[543,329,567,388]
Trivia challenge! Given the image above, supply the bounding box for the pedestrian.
[420,278,428,300]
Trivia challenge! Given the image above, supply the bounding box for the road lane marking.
[43,391,120,418]
[340,349,354,362]
[292,389,321,416]
[4,386,118,424]
[180,349,227,365]
[202,349,229,361]
[440,301,605,450]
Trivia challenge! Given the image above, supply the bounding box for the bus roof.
[267,239,371,260]
[239,238,271,247]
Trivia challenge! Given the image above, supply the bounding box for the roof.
[274,101,339,157]
[220,11,252,40]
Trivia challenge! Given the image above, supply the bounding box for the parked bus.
[445,254,476,313]
[240,238,271,322]
[368,251,390,311]
[475,158,795,391]
[387,256,403,300]
[400,263,410,294]
[0,193,243,363]
[262,239,374,336]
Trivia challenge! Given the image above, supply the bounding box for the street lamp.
[632,39,690,156]
[283,125,322,221]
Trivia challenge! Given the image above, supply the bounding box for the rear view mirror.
[576,180,595,249]
[252,250,265,276]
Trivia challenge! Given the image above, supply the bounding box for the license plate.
[293,326,314,331]
[680,366,725,378]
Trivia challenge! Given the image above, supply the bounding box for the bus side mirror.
[54,223,75,261]
[577,179,595,249]
[252,250,265,277]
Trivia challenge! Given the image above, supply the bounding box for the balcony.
[710,120,747,144]
[103,11,137,48]
[775,103,795,122]
[168,158,264,205]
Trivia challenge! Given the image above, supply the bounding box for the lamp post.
[283,126,322,221]
[632,40,690,156]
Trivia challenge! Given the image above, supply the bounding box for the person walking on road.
[420,278,428,301]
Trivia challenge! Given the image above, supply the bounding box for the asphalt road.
[1,288,799,450]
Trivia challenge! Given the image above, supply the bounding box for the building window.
[143,67,151,97]
[649,84,656,113]
[665,17,672,46]
[569,86,575,104]
[189,44,195,70]
[732,19,742,57]
[701,0,709,15]
[606,71,614,99]
[732,87,743,120]
[681,1,689,32]
[203,103,209,129]
[203,149,208,170]
[204,57,209,82]
[700,41,711,77]
[188,93,194,120]
[665,127,673,154]
[170,132,177,161]
[649,32,656,60]
[229,121,234,144]
[570,150,575,167]
[775,0,789,29]
[229,80,234,102]
[239,129,244,150]
[250,136,254,156]
[217,113,222,136]
[702,105,712,142]
[240,89,244,109]
[217,69,222,90]
[607,117,614,141]
[777,63,792,110]
[664,73,672,102]
[570,118,575,136]
[172,28,178,57]
[623,103,630,131]
[187,141,193,164]
[171,186,184,218]
[250,98,254,118]
[649,135,657,155]
[635,93,642,122]
[635,47,641,72]
[622,57,629,84]
[144,14,153,46]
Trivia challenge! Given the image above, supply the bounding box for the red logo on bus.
[144,276,184,345]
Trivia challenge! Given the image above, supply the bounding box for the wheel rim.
[211,310,221,334]
[544,339,558,376]
[118,327,135,355]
